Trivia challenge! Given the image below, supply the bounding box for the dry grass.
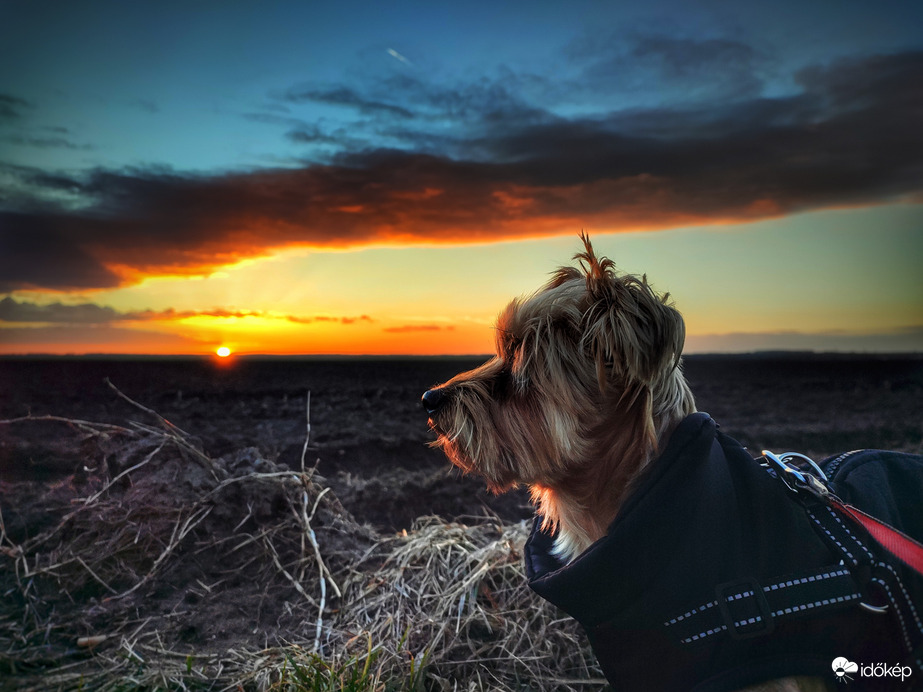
[0,385,604,691]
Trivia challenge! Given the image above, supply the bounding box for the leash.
[761,451,923,578]
[835,501,923,577]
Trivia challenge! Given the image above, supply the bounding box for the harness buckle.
[715,578,775,640]
[761,450,834,504]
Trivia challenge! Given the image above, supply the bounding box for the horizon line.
[1,350,921,360]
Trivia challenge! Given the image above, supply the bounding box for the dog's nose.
[422,388,446,415]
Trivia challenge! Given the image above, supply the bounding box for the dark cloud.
[285,124,364,149]
[243,111,303,127]
[0,323,200,352]
[2,133,93,150]
[280,85,415,119]
[265,70,555,156]
[0,296,376,327]
[243,112,360,149]
[382,69,551,124]
[0,213,123,291]
[0,93,90,150]
[2,51,921,292]
[0,296,123,323]
[631,36,760,76]
[0,297,261,324]
[286,126,333,144]
[0,93,32,120]
[564,31,771,105]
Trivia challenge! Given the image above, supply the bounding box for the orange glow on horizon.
[5,204,918,357]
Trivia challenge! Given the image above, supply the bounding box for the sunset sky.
[1,0,921,356]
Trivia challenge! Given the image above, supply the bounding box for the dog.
[423,233,695,563]
[422,235,923,691]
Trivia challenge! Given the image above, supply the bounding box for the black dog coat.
[524,412,923,691]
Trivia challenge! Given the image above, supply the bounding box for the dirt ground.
[0,357,540,534]
[2,354,922,532]
[0,354,921,688]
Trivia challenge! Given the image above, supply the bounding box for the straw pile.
[0,385,605,691]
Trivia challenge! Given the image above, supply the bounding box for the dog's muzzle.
[422,387,447,415]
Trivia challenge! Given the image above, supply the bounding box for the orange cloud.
[286,314,374,325]
[383,324,455,333]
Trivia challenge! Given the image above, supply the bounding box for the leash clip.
[761,450,915,617]
[761,450,832,503]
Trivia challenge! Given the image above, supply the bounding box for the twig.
[300,391,311,472]
[232,502,254,532]
[105,378,222,479]
[0,414,132,435]
[112,506,212,600]
[0,503,22,559]
[105,378,189,437]
[261,534,317,607]
[312,541,328,654]
[82,439,166,507]
[76,556,118,595]
[298,391,339,653]
[302,486,341,651]
[205,470,303,500]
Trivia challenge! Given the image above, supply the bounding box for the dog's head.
[423,234,694,556]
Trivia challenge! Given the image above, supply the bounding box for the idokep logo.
[832,658,858,683]
[832,657,913,684]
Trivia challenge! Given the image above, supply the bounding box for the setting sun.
[216,346,231,357]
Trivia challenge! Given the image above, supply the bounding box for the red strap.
[832,499,923,576]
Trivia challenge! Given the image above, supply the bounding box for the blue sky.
[1,0,921,354]
[4,0,922,172]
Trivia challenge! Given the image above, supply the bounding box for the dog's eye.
[502,360,532,396]
[490,363,529,398]
[490,368,513,396]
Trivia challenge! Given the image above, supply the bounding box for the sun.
[216,346,231,358]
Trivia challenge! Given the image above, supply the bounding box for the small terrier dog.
[422,235,830,692]
[422,233,695,562]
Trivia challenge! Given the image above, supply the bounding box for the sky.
[1,0,921,356]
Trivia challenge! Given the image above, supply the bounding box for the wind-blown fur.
[425,234,696,562]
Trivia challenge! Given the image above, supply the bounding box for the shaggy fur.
[424,234,695,561]
[423,235,829,692]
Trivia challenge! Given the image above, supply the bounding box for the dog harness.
[524,412,923,691]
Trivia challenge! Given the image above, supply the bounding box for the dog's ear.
[575,234,686,389]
